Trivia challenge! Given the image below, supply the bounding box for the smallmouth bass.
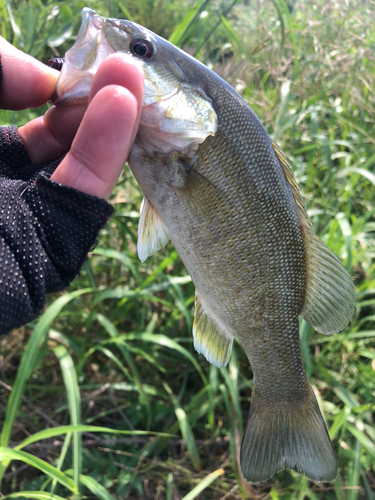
[53,9,356,483]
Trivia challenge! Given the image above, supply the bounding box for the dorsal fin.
[272,140,311,227]
[300,225,356,334]
[272,141,355,334]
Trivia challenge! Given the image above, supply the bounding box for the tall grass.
[0,0,374,498]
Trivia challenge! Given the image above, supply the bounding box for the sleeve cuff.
[0,126,31,169]
[34,173,115,220]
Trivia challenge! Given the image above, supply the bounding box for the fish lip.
[50,85,90,106]
[51,66,94,106]
[51,94,89,106]
[49,90,60,105]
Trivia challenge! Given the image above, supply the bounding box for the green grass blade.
[163,382,201,471]
[49,330,83,357]
[175,406,201,471]
[50,432,72,497]
[336,212,353,272]
[140,250,180,287]
[269,0,285,48]
[0,289,91,482]
[0,448,78,493]
[116,331,214,427]
[5,0,23,44]
[347,424,375,459]
[66,470,117,500]
[47,22,73,47]
[90,345,135,381]
[340,167,375,187]
[299,319,312,379]
[121,332,208,386]
[219,14,246,57]
[278,0,298,80]
[168,0,206,46]
[53,346,82,494]
[361,469,375,500]
[166,472,173,500]
[3,493,67,500]
[14,425,176,451]
[347,439,361,500]
[219,369,240,478]
[91,247,141,283]
[117,2,133,21]
[95,314,152,428]
[181,468,224,500]
[94,276,191,303]
[329,406,350,440]
[79,474,116,500]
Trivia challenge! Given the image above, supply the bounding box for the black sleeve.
[0,126,114,334]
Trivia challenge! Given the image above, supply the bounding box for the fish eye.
[130,37,155,59]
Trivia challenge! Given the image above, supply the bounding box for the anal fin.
[137,197,170,262]
[301,226,356,335]
[193,294,233,368]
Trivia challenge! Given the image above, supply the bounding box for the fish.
[52,8,356,483]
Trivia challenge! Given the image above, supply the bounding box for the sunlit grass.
[0,0,374,498]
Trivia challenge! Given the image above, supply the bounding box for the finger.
[0,37,58,110]
[89,53,144,126]
[18,104,87,164]
[18,53,144,166]
[50,84,139,199]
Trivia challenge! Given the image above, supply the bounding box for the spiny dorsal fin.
[272,141,355,334]
[193,294,234,368]
[272,140,311,227]
[137,197,170,262]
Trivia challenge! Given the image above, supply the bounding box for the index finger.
[0,36,59,110]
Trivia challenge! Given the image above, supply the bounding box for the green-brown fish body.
[53,9,356,483]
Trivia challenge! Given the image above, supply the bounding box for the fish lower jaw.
[51,71,94,106]
[51,93,89,106]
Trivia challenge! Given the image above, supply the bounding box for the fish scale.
[165,132,307,397]
[52,8,356,484]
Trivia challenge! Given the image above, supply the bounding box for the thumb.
[50,83,140,199]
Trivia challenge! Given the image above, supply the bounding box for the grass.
[0,0,374,498]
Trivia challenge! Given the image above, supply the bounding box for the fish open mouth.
[51,8,116,106]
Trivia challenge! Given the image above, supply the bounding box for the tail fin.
[240,386,337,483]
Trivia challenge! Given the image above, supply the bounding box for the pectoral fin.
[193,294,233,367]
[168,156,227,220]
[137,197,170,262]
[301,226,356,335]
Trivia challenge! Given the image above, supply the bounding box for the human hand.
[0,37,144,200]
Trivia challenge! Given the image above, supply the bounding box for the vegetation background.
[0,0,374,498]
